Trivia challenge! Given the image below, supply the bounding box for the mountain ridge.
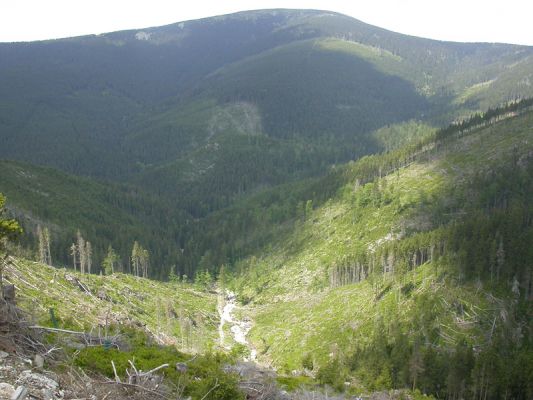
[2,8,532,180]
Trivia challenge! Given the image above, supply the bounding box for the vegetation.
[1,10,533,399]
[2,10,533,277]
[0,160,188,277]
[74,340,244,400]
[0,193,22,252]
[3,258,219,353]
[1,11,533,280]
[1,256,244,398]
[226,108,533,398]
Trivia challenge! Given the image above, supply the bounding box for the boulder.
[0,382,15,398]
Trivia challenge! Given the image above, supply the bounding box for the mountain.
[1,8,533,399]
[1,10,532,206]
[1,7,533,275]
[3,99,532,400]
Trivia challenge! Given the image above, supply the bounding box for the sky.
[1,0,532,45]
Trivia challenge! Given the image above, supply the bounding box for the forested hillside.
[0,161,188,276]
[223,103,533,398]
[1,10,533,276]
[1,9,532,223]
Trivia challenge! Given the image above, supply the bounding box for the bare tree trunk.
[70,243,77,271]
[86,242,92,274]
[77,231,86,274]
[37,225,46,264]
[43,227,52,265]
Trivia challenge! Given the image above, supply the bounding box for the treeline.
[330,140,533,299]
[319,297,532,400]
[436,97,533,141]
[33,225,153,278]
[174,101,533,281]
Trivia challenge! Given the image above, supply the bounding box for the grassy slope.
[4,258,218,353]
[230,110,533,372]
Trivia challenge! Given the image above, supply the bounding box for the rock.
[175,362,188,373]
[0,351,9,359]
[17,370,58,389]
[41,388,53,400]
[16,370,58,399]
[0,382,15,398]
[33,355,44,370]
[11,385,27,400]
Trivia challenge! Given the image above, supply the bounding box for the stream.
[218,290,257,361]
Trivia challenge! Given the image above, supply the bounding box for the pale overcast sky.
[1,0,532,45]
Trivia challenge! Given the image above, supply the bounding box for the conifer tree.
[141,248,149,278]
[43,227,51,265]
[37,225,46,264]
[37,225,52,265]
[131,242,149,278]
[131,241,140,277]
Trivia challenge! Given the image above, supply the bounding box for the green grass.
[229,110,533,379]
[5,258,219,353]
[74,344,245,400]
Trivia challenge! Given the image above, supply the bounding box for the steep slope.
[0,258,256,400]
[3,257,218,353]
[224,107,533,397]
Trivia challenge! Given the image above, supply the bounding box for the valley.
[0,8,532,400]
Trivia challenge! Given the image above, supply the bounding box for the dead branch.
[102,380,170,399]
[142,363,169,376]
[111,360,121,383]
[200,378,219,400]
[27,326,85,335]
[128,359,139,375]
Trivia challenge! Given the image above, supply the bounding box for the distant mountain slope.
[1,9,533,277]
[0,160,188,275]
[1,9,531,186]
